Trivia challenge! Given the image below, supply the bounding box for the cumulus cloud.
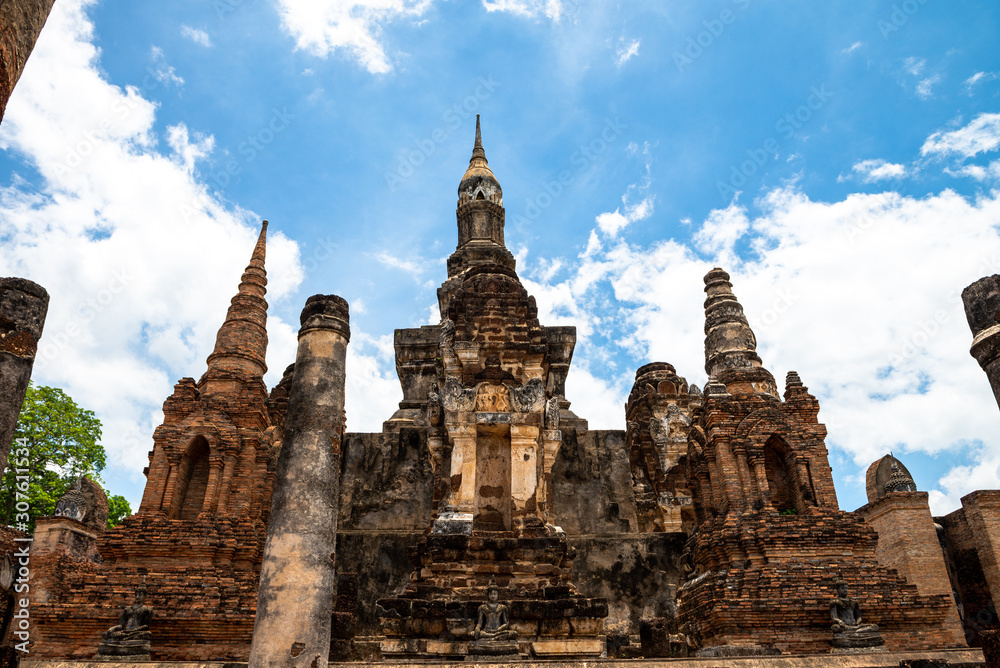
[849,158,907,183]
[180,25,212,47]
[921,113,1000,159]
[0,0,311,507]
[276,0,434,74]
[523,175,1000,516]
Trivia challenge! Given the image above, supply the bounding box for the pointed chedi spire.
[472,113,486,160]
[703,267,762,378]
[458,114,502,208]
[201,220,269,393]
[439,116,516,315]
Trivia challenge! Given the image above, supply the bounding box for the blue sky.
[1,0,1000,516]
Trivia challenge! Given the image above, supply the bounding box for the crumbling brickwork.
[940,492,1000,646]
[857,490,966,646]
[674,268,965,654]
[31,222,281,661]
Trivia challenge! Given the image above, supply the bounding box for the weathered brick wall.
[960,492,1000,617]
[680,559,959,654]
[679,360,964,654]
[857,492,966,645]
[941,499,1000,645]
[552,429,686,633]
[30,555,261,660]
[335,430,433,636]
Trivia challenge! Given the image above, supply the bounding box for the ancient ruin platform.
[20,646,987,667]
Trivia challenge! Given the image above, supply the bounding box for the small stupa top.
[864,453,918,503]
[458,115,502,206]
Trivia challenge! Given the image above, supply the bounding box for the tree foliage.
[1,383,131,532]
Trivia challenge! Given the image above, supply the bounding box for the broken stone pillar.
[248,295,350,668]
[0,277,48,475]
[963,275,1000,412]
[0,0,57,122]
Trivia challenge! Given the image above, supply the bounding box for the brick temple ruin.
[23,119,1000,663]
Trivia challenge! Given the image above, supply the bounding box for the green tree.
[106,493,132,528]
[2,382,131,532]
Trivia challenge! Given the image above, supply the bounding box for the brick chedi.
[625,362,699,534]
[856,455,966,647]
[31,221,285,661]
[675,268,964,654]
[376,116,608,660]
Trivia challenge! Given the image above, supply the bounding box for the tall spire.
[472,114,486,161]
[458,115,502,206]
[439,117,515,315]
[703,267,763,379]
[202,220,269,391]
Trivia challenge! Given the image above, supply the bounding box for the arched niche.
[763,435,797,513]
[168,436,211,520]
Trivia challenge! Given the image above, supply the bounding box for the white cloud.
[276,0,433,74]
[962,71,1000,96]
[481,0,563,21]
[841,41,863,55]
[180,25,212,47]
[615,37,640,67]
[376,251,426,278]
[948,159,1000,183]
[928,449,1000,514]
[692,203,749,266]
[0,0,303,507]
[922,113,1000,159]
[596,210,629,237]
[903,56,925,76]
[166,123,214,173]
[850,158,907,183]
[522,180,1000,514]
[916,74,940,99]
[149,46,183,87]
[346,332,401,431]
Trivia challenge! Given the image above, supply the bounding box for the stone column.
[0,277,48,476]
[963,275,1000,412]
[248,295,350,668]
[510,424,539,517]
